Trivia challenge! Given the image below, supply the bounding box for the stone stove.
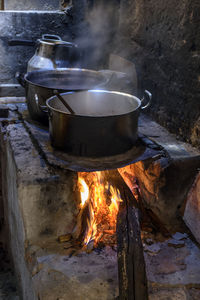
[0,102,200,299]
[0,1,199,299]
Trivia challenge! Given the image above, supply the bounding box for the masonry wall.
[71,0,200,147]
[4,0,60,10]
[114,0,200,147]
[0,11,74,83]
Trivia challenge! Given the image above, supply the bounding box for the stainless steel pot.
[46,89,152,157]
[24,68,108,122]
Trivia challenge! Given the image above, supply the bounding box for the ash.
[30,242,119,300]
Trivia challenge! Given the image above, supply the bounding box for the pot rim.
[24,68,107,91]
[46,89,141,118]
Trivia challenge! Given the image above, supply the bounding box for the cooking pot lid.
[25,68,107,91]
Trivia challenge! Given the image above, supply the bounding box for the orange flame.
[78,171,122,246]
[78,177,89,207]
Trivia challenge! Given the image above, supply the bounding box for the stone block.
[4,0,60,11]
[0,84,25,97]
[116,0,200,147]
[0,122,79,299]
[187,288,200,300]
[119,154,200,229]
[149,288,187,300]
[183,172,200,244]
[32,247,118,300]
[144,233,200,288]
[0,118,120,299]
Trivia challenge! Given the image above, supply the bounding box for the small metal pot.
[46,89,152,157]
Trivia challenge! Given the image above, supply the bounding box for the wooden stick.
[53,89,75,115]
[0,0,4,10]
[116,170,148,300]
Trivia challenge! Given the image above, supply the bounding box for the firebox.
[1,102,200,300]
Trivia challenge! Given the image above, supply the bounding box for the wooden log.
[116,170,148,300]
[0,0,4,10]
[58,233,72,243]
[72,204,90,243]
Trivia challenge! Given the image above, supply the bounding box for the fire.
[78,177,89,207]
[77,171,122,246]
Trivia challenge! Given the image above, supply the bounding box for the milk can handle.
[54,41,77,48]
[42,34,62,41]
[141,90,152,110]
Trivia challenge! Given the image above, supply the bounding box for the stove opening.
[75,171,122,248]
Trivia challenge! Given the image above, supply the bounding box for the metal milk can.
[10,34,79,121]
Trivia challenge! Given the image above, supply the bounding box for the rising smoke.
[73,1,120,69]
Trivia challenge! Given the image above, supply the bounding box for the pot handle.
[141,90,152,110]
[15,72,26,88]
[39,105,48,113]
[8,39,35,46]
[34,94,48,113]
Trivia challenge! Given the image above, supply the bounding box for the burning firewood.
[115,170,148,300]
[72,204,90,242]
[71,170,123,249]
[58,233,72,243]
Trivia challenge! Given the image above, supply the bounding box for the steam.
[73,2,119,69]
[61,2,138,94]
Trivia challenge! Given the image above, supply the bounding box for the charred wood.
[116,171,148,300]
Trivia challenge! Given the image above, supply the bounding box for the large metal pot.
[46,89,152,157]
[24,68,108,122]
